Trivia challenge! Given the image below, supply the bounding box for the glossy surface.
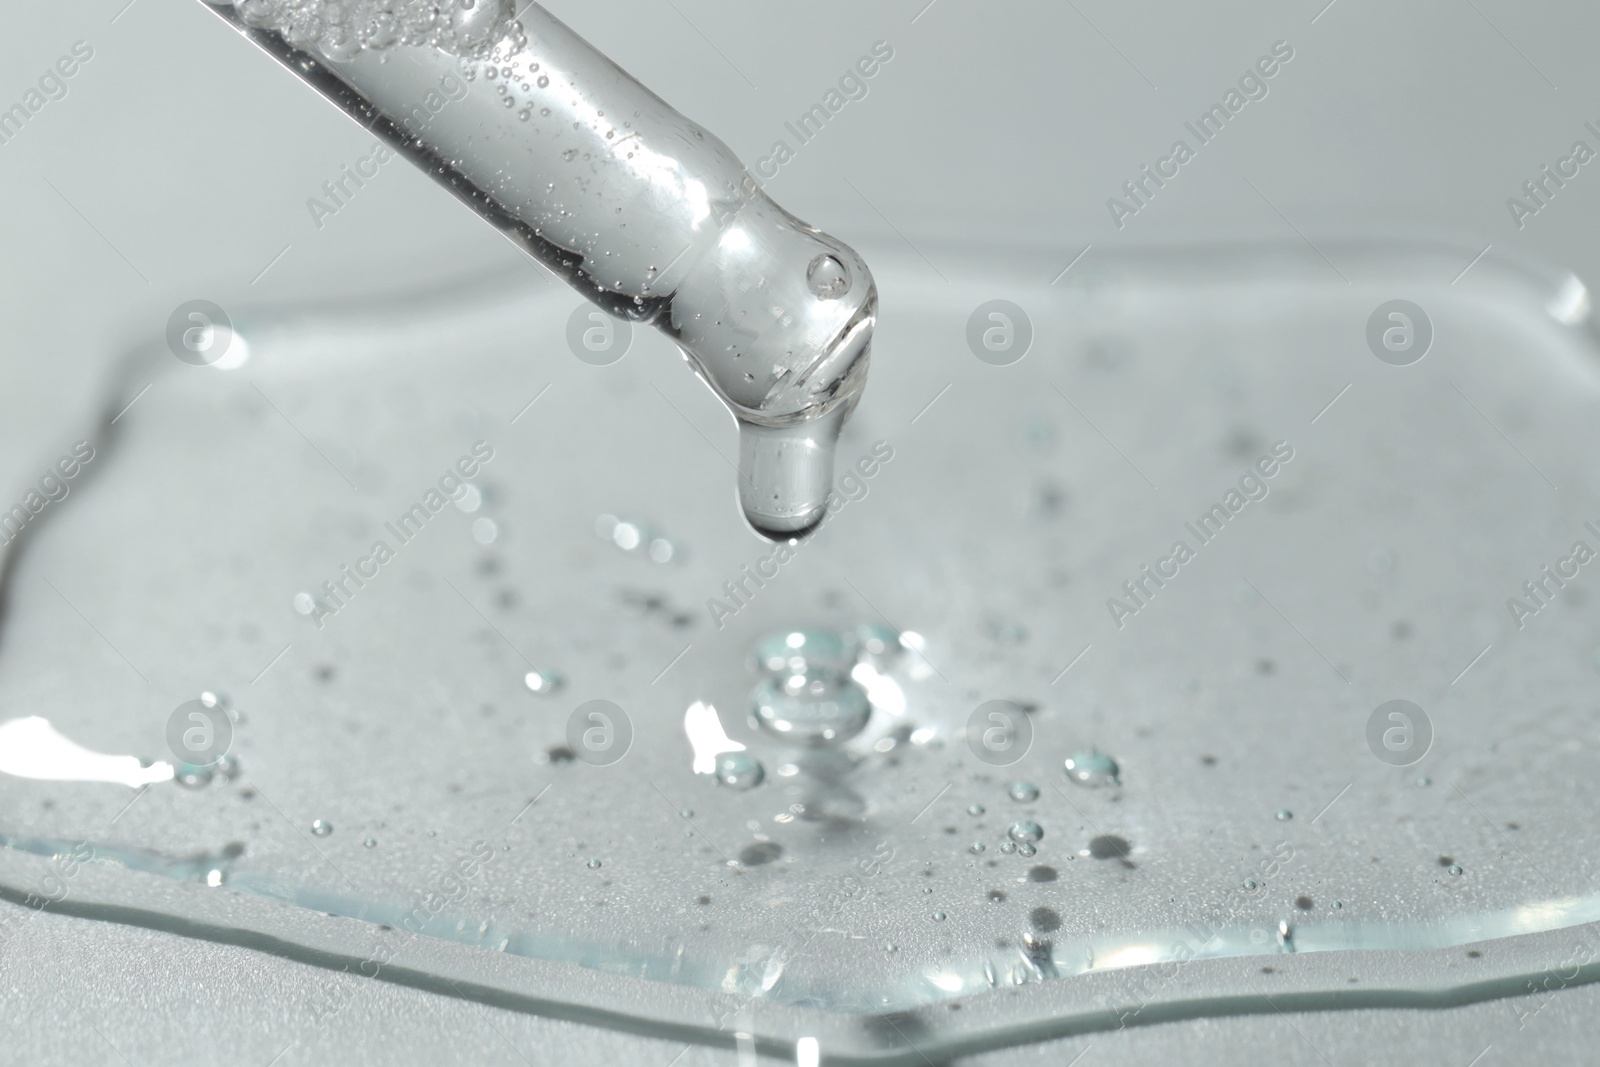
[2,242,1598,1061]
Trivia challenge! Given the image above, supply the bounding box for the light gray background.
[2,0,1594,453]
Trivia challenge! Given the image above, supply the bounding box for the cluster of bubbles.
[748,626,899,748]
[705,625,904,792]
[967,785,1048,858]
[224,0,520,62]
[752,670,871,747]
[175,754,240,790]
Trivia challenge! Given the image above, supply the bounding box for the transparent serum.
[204,0,877,538]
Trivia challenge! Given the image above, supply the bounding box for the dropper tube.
[198,0,875,539]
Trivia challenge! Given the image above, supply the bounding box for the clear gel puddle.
[2,241,1596,1061]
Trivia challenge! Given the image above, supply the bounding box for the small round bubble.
[806,254,851,299]
[1064,748,1119,786]
[715,752,764,789]
[175,764,213,790]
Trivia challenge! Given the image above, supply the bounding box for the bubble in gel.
[175,764,213,790]
[311,819,334,837]
[715,752,764,789]
[1008,821,1043,844]
[753,629,857,675]
[751,669,871,747]
[854,623,902,666]
[1064,748,1119,787]
[232,0,520,61]
[806,254,851,299]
